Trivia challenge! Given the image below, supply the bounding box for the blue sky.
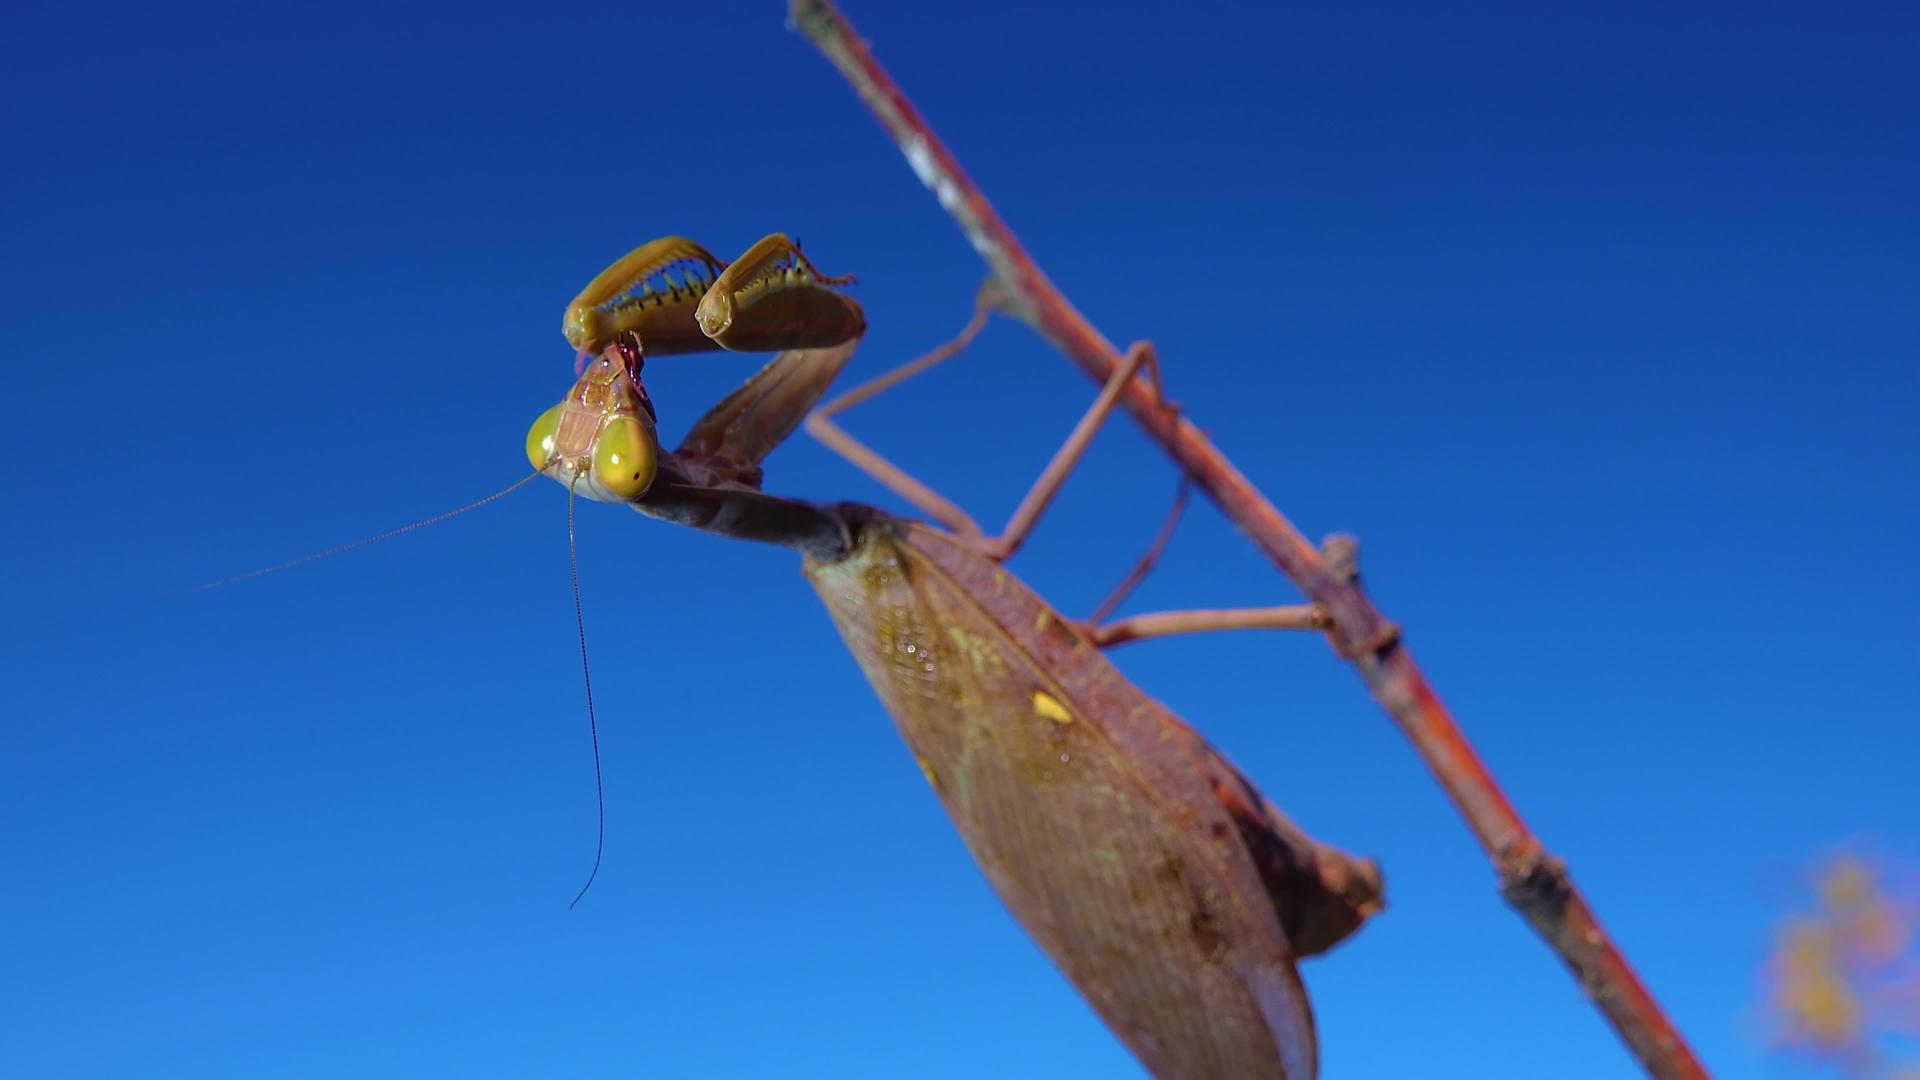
[3,2,1915,1076]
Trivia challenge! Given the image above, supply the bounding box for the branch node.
[787,0,838,36]
[1332,619,1402,662]
[974,275,1016,318]
[1497,843,1572,919]
[1320,533,1361,583]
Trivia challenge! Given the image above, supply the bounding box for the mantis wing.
[807,518,1359,1079]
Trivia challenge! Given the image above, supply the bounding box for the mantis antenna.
[191,465,613,910]
[185,472,542,592]
[565,480,606,910]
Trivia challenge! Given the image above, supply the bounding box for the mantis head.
[526,334,660,503]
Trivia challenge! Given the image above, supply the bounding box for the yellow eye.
[592,414,658,500]
[526,403,564,471]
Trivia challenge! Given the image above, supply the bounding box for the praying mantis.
[533,233,1384,1078]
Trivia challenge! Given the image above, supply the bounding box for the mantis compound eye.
[592,413,658,500]
[526,402,564,472]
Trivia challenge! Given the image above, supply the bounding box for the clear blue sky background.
[3,2,1914,1076]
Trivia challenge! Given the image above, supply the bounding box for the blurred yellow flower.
[1763,854,1920,1076]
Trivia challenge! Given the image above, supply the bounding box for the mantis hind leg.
[1080,605,1332,647]
[1077,469,1332,648]
[1053,482,1342,644]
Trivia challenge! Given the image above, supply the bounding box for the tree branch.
[788,2,1707,1076]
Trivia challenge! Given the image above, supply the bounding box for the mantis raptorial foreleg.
[694,233,858,344]
[536,233,867,505]
[564,236,730,357]
[563,233,863,360]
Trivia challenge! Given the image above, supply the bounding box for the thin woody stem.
[788,3,1705,1076]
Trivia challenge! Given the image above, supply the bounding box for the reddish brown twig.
[788,2,1707,1075]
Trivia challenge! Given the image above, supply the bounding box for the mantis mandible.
[534,233,1384,1079]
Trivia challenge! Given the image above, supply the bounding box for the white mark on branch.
[903,134,955,209]
[903,134,998,261]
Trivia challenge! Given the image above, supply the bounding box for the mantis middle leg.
[804,304,1336,650]
[805,300,1163,561]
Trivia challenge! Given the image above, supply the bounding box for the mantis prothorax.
[530,234,1382,1079]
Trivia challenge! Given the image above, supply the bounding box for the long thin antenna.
[566,481,606,910]
[186,471,542,592]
